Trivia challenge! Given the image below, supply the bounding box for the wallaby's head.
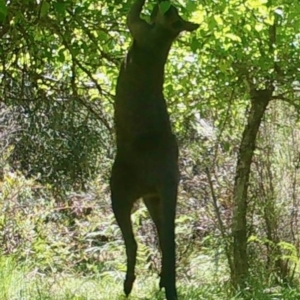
[150,1,199,36]
[127,0,199,45]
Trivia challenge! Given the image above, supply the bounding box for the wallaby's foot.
[124,274,136,296]
[165,283,178,300]
[159,274,177,300]
[166,289,178,300]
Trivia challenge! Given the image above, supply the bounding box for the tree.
[187,0,300,288]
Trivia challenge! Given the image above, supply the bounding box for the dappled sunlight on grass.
[0,255,226,299]
[1,255,299,299]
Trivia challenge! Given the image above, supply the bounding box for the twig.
[205,167,234,275]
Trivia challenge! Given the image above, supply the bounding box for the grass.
[0,256,300,300]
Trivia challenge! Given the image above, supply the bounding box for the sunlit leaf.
[244,24,252,31]
[247,0,268,8]
[225,33,241,42]
[254,23,264,31]
[274,7,284,17]
[214,15,223,26]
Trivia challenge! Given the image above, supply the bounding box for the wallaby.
[110,0,199,299]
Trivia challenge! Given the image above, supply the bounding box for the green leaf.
[219,61,228,73]
[0,0,7,22]
[54,1,66,16]
[186,0,197,12]
[248,235,262,243]
[98,30,108,41]
[159,1,171,14]
[40,1,50,17]
[190,36,200,52]
[58,49,65,63]
[207,16,217,31]
[223,141,231,152]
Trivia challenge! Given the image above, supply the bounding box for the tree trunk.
[231,88,274,289]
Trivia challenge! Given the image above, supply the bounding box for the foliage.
[1,0,300,296]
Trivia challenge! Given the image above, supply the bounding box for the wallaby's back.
[115,43,173,147]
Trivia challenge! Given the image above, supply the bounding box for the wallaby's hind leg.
[143,196,165,288]
[159,184,178,300]
[110,164,137,297]
[144,186,178,300]
[112,197,137,296]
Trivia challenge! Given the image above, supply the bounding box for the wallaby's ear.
[150,3,159,23]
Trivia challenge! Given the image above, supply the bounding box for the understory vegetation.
[1,160,300,299]
[1,0,300,299]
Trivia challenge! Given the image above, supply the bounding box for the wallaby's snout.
[180,19,199,32]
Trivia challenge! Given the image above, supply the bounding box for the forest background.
[0,0,300,299]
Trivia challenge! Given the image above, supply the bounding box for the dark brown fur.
[110,1,198,299]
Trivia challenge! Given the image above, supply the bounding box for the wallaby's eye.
[172,20,182,29]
